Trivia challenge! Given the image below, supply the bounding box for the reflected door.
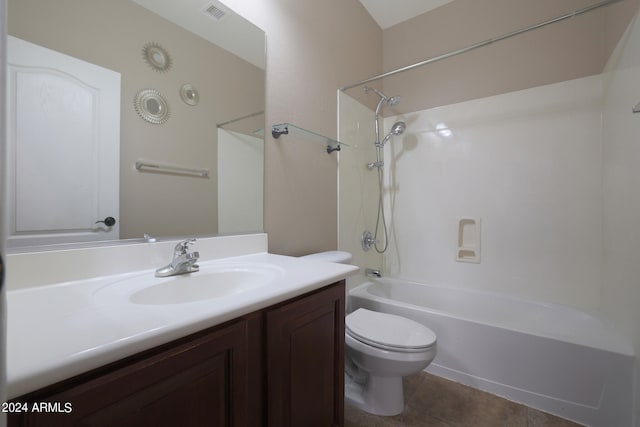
[6,36,121,248]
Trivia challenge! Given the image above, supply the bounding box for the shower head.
[390,120,406,135]
[387,96,401,107]
[378,121,406,146]
[366,86,401,114]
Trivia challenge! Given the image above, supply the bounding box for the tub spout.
[365,268,382,278]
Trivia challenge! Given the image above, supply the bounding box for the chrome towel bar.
[135,160,209,178]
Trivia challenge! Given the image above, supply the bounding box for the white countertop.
[7,252,358,399]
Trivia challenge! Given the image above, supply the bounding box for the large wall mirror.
[5,0,265,250]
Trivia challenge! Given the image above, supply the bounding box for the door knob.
[95,216,116,227]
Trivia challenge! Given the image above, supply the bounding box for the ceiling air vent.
[202,1,228,22]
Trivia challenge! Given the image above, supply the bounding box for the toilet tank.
[300,251,353,264]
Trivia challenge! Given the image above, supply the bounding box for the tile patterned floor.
[345,372,585,427]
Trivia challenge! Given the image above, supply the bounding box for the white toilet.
[300,251,438,416]
[344,308,436,416]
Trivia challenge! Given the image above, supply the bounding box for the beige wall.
[8,0,263,240]
[380,0,639,114]
[223,0,382,255]
[216,0,640,256]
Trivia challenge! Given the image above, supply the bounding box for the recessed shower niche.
[456,217,481,263]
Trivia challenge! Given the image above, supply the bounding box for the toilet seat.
[346,308,436,353]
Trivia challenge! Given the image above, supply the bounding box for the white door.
[6,36,121,248]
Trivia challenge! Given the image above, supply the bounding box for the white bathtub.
[349,278,635,427]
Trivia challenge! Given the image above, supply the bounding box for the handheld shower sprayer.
[377,121,406,147]
[362,86,406,254]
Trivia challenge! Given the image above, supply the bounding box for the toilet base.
[345,373,405,416]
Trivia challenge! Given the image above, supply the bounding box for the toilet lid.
[346,308,436,351]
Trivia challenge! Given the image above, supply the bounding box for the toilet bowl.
[344,308,437,416]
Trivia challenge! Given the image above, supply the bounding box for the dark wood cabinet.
[8,281,345,427]
[9,314,257,427]
[266,282,345,427]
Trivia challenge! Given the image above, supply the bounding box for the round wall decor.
[134,89,170,124]
[180,84,199,106]
[142,42,172,73]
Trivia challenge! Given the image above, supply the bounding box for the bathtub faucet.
[365,268,382,278]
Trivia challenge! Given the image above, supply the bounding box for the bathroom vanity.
[8,281,345,426]
[5,235,356,427]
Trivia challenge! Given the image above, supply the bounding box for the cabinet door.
[12,319,252,427]
[266,281,345,427]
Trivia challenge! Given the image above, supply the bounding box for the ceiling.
[358,0,456,29]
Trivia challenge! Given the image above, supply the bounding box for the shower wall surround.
[338,76,604,306]
[382,75,604,310]
[601,9,640,425]
[337,92,383,286]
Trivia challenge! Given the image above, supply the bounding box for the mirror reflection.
[147,100,161,115]
[6,0,265,250]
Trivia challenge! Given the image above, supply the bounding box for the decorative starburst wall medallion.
[142,42,172,73]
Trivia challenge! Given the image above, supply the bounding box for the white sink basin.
[94,262,285,305]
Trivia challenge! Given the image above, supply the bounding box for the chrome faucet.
[155,238,200,277]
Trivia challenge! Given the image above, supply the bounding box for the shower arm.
[339,0,622,92]
[367,87,388,145]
